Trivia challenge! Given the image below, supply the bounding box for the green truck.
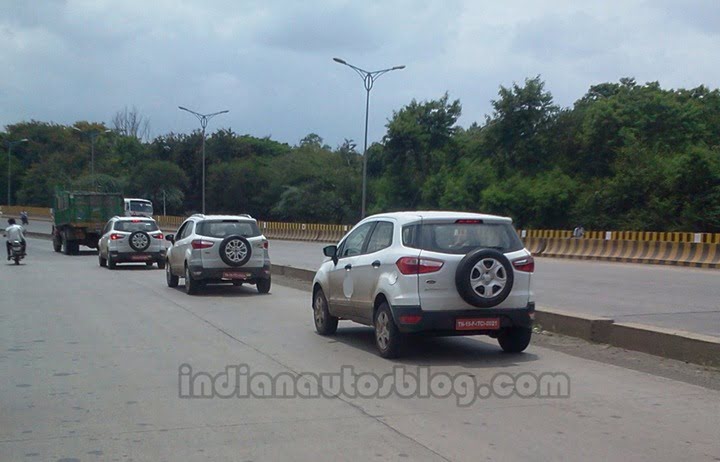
[52,190,124,255]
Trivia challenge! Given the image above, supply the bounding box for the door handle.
[345,264,352,271]
[372,260,381,268]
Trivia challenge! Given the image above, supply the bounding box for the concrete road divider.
[534,237,720,269]
[272,264,720,367]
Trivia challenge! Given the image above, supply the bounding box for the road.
[14,219,720,337]
[1,237,719,461]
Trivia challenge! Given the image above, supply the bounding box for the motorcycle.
[9,240,25,265]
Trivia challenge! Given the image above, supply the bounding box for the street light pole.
[72,127,111,190]
[4,138,29,206]
[333,57,405,218]
[178,106,229,214]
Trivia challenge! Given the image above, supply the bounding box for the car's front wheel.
[374,302,402,359]
[166,261,178,287]
[498,327,532,353]
[313,288,338,335]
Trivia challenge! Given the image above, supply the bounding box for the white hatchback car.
[312,211,535,358]
[98,216,166,269]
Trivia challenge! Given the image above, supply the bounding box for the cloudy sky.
[1,0,719,148]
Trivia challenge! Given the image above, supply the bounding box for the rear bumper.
[188,265,271,282]
[109,250,165,263]
[391,302,535,335]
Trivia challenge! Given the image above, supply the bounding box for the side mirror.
[165,234,175,243]
[323,245,337,258]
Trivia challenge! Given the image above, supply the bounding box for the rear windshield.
[196,220,261,239]
[402,222,523,254]
[114,220,159,232]
[130,201,153,213]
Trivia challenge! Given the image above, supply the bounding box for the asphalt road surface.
[12,219,720,337]
[1,237,719,461]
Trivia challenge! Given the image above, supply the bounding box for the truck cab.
[124,198,154,218]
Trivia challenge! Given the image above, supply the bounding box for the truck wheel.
[71,242,80,255]
[53,238,62,253]
[62,237,71,255]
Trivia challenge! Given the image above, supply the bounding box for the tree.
[112,106,150,140]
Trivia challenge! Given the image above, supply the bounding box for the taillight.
[191,239,215,249]
[263,241,268,249]
[455,219,482,224]
[396,257,444,275]
[110,233,124,240]
[512,256,535,273]
[152,233,164,240]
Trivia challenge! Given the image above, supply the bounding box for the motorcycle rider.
[4,218,26,260]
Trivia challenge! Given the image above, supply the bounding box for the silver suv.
[98,216,166,269]
[165,214,271,295]
[311,211,535,358]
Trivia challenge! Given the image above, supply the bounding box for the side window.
[402,225,419,248]
[366,221,394,254]
[339,222,374,258]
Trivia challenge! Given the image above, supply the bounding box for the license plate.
[455,318,500,331]
[131,254,150,261]
[223,271,250,279]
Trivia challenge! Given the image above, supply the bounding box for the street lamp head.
[178,106,189,111]
[333,57,347,65]
[392,65,406,70]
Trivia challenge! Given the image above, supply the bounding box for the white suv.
[311,211,535,358]
[165,214,271,295]
[98,216,166,269]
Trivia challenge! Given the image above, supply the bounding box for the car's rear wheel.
[166,261,178,287]
[185,265,200,295]
[313,288,338,335]
[498,327,532,353]
[256,277,271,294]
[375,302,402,359]
[145,261,154,267]
[98,250,107,267]
[107,253,116,269]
